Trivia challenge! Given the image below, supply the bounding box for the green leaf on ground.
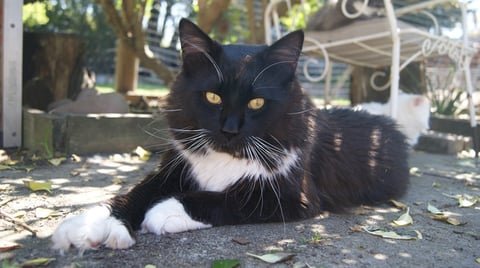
[211,259,240,268]
[0,165,12,170]
[20,257,55,267]
[23,180,52,193]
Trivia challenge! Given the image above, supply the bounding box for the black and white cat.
[52,19,410,255]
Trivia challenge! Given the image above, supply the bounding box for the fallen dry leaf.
[390,200,408,210]
[392,207,413,226]
[349,225,364,232]
[409,167,421,176]
[363,226,422,240]
[71,154,82,162]
[0,241,21,252]
[247,252,295,264]
[443,193,479,208]
[48,157,66,166]
[12,211,26,219]
[231,237,250,245]
[35,208,61,219]
[427,203,443,215]
[134,146,151,161]
[0,184,13,191]
[23,180,52,193]
[111,177,124,185]
[458,195,478,208]
[429,214,465,226]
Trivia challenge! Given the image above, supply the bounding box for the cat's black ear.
[179,18,216,57]
[266,30,304,65]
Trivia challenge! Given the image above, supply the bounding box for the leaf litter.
[426,203,465,226]
[362,226,422,240]
[23,180,52,194]
[247,252,295,264]
[392,207,413,226]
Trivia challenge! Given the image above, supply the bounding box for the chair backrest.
[264,0,309,45]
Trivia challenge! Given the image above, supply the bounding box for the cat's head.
[166,19,311,157]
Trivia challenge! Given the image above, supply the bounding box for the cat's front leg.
[141,197,212,235]
[140,189,297,235]
[51,205,135,256]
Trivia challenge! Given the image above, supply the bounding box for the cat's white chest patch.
[179,146,299,192]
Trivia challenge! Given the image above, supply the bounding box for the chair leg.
[463,62,479,159]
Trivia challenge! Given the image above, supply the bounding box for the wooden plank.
[1,0,22,147]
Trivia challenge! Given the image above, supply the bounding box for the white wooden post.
[384,0,400,119]
[1,0,23,147]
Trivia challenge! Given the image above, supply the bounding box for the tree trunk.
[96,0,175,86]
[115,39,139,94]
[22,32,84,110]
[197,0,231,33]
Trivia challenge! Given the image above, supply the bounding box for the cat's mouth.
[170,128,247,158]
[211,137,247,158]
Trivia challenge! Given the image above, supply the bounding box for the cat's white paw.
[141,198,211,235]
[51,206,135,255]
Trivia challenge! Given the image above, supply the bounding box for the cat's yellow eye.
[248,98,265,110]
[205,92,222,105]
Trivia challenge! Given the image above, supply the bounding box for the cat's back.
[315,108,404,140]
[308,108,410,210]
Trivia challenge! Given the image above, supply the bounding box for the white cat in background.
[355,91,430,146]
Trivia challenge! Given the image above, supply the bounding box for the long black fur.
[109,19,409,232]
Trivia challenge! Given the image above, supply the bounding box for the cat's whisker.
[267,178,286,228]
[182,40,224,83]
[182,133,211,154]
[142,128,172,142]
[251,136,287,158]
[252,60,296,86]
[268,135,289,152]
[247,140,277,174]
[166,155,188,186]
[242,179,266,219]
[169,128,207,133]
[287,108,315,115]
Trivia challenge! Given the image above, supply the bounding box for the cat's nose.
[222,116,241,138]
